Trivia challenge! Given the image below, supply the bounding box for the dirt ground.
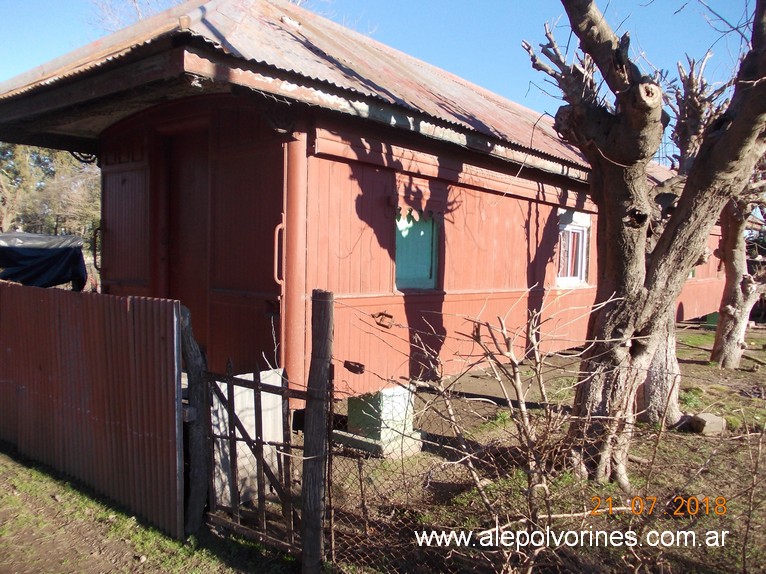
[0,446,297,574]
[0,450,143,574]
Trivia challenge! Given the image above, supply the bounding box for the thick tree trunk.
[534,0,766,487]
[565,159,688,486]
[569,314,656,488]
[711,200,765,368]
[566,161,655,486]
[637,309,682,425]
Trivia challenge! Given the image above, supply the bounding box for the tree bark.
[566,159,664,486]
[711,200,766,368]
[570,345,648,487]
[637,309,682,425]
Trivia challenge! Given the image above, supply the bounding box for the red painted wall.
[100,96,284,375]
[676,227,725,321]
[305,120,723,396]
[305,122,598,394]
[99,97,724,396]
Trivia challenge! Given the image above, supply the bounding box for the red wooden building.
[0,0,723,396]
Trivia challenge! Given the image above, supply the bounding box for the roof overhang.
[0,40,192,154]
[180,45,591,183]
[0,38,590,183]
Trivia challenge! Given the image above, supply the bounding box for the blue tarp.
[0,232,87,291]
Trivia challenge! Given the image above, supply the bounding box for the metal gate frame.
[204,369,309,555]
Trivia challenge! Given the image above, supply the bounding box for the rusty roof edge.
[180,44,592,184]
[360,101,591,184]
[0,0,208,99]
[181,27,592,176]
[233,75,590,182]
[0,0,592,183]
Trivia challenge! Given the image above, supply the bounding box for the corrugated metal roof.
[0,0,587,169]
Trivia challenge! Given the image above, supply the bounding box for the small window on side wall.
[557,209,590,287]
[395,210,438,290]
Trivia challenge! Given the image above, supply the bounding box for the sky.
[0,0,753,117]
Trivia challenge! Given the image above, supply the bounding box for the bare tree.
[633,55,729,424]
[661,25,766,371]
[88,0,181,32]
[36,153,100,237]
[637,51,744,420]
[711,160,766,368]
[524,0,766,486]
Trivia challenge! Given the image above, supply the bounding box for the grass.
[673,324,766,432]
[679,387,705,410]
[676,329,717,350]
[0,443,298,574]
[471,409,513,436]
[547,375,579,403]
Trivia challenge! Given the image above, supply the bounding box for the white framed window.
[557,209,590,287]
[395,210,438,290]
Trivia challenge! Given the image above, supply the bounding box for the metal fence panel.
[0,283,183,538]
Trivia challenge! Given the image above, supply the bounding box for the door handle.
[274,219,284,285]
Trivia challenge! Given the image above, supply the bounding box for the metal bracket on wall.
[371,311,394,329]
[342,361,365,375]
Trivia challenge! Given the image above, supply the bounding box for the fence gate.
[205,368,309,555]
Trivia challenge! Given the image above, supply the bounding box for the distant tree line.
[0,143,100,241]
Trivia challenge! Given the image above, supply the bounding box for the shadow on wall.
[340,126,586,379]
[524,186,587,354]
[346,129,460,382]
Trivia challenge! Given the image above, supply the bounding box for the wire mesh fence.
[199,294,766,573]
[324,310,766,574]
[328,382,568,573]
[327,392,766,572]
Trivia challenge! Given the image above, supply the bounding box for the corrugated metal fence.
[0,282,183,538]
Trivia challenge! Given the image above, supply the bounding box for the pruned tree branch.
[561,0,642,95]
[522,23,600,108]
[668,54,731,173]
[647,0,766,300]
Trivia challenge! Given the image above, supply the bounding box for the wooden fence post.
[301,290,333,574]
[181,306,209,536]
